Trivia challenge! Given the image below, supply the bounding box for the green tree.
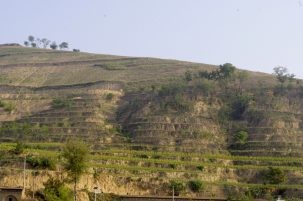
[62,139,89,201]
[24,41,29,47]
[273,66,295,92]
[263,167,286,184]
[230,93,251,120]
[198,63,236,81]
[184,70,192,81]
[59,42,69,50]
[43,177,73,201]
[234,130,248,144]
[28,35,35,43]
[169,180,185,196]
[218,63,236,79]
[188,180,205,192]
[31,42,37,48]
[50,41,58,50]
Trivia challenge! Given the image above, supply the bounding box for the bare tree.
[41,38,51,48]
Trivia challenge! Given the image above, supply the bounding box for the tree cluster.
[23,35,74,51]
[273,66,295,93]
[199,63,236,80]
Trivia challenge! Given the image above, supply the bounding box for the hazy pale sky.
[1,0,303,78]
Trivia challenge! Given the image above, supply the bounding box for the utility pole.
[23,155,26,189]
[93,186,101,201]
[172,186,174,201]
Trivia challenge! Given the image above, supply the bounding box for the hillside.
[1,45,303,200]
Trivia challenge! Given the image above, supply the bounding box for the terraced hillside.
[1,45,303,200]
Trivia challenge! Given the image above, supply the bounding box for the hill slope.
[1,45,303,200]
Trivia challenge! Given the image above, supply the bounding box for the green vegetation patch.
[52,98,74,109]
[0,100,15,112]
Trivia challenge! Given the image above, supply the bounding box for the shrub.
[193,79,215,95]
[184,70,192,81]
[218,105,232,124]
[14,142,24,154]
[246,109,266,126]
[0,100,15,112]
[169,164,176,169]
[188,180,204,192]
[248,186,271,199]
[262,167,286,184]
[161,94,192,112]
[43,177,73,201]
[198,63,236,81]
[230,94,251,120]
[152,154,161,159]
[136,154,149,159]
[27,156,56,170]
[196,165,204,171]
[169,180,185,196]
[52,98,74,109]
[158,81,187,97]
[105,93,114,101]
[234,130,248,144]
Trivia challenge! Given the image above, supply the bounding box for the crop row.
[12,147,303,171]
[2,142,303,164]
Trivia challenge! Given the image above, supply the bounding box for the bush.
[184,70,192,81]
[52,98,74,109]
[246,109,267,126]
[188,180,204,192]
[262,167,286,184]
[0,100,15,112]
[196,165,204,171]
[193,79,215,95]
[27,156,56,170]
[234,130,248,144]
[136,154,149,159]
[14,142,24,154]
[161,94,192,112]
[105,93,114,101]
[158,81,187,97]
[169,180,185,196]
[198,63,236,81]
[248,186,272,199]
[43,177,73,201]
[230,94,251,120]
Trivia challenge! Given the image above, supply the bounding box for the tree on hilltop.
[41,38,51,48]
[24,41,29,47]
[273,66,295,92]
[198,63,236,81]
[28,35,35,43]
[50,41,58,50]
[59,42,69,50]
